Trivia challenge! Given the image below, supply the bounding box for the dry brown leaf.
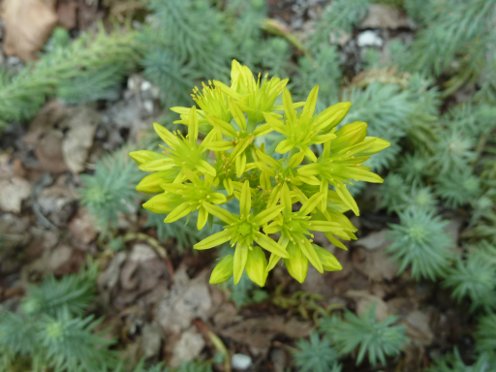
[218,316,311,352]
[156,268,213,334]
[346,290,390,321]
[2,0,58,61]
[0,177,31,213]
[404,310,433,346]
[61,107,98,173]
[68,209,98,246]
[356,229,391,251]
[57,0,78,29]
[353,247,398,282]
[23,103,99,173]
[360,4,414,30]
[169,327,206,367]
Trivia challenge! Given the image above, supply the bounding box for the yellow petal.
[233,246,248,284]
[284,244,308,283]
[299,240,323,273]
[194,229,232,250]
[246,246,268,287]
[314,101,351,131]
[314,245,342,271]
[335,183,359,216]
[143,193,174,214]
[129,150,162,165]
[255,232,289,258]
[209,255,234,284]
[164,203,193,223]
[239,181,251,216]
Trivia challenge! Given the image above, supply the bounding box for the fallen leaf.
[68,209,98,245]
[24,102,70,173]
[353,246,398,281]
[61,107,98,173]
[346,290,390,321]
[2,0,58,61]
[56,0,78,29]
[23,103,99,173]
[404,310,433,346]
[0,177,31,213]
[218,316,311,353]
[356,229,391,251]
[140,323,163,360]
[37,180,78,227]
[360,4,414,30]
[169,327,206,367]
[156,267,213,334]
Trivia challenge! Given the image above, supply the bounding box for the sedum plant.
[443,246,496,312]
[130,60,389,286]
[321,306,408,366]
[293,332,341,372]
[387,208,454,280]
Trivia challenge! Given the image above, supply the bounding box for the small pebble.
[232,353,252,370]
[357,31,383,47]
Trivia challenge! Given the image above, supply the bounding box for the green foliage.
[171,360,213,372]
[475,313,496,356]
[435,170,481,209]
[292,46,342,107]
[21,265,97,317]
[309,0,370,49]
[293,332,341,372]
[0,270,116,371]
[404,0,496,80]
[387,208,453,280]
[321,306,408,366]
[443,247,496,311]
[80,147,142,234]
[141,0,230,106]
[37,309,115,371]
[432,129,476,176]
[378,174,437,213]
[0,28,140,127]
[428,349,494,372]
[142,49,196,105]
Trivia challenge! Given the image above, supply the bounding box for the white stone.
[232,353,252,370]
[357,31,383,47]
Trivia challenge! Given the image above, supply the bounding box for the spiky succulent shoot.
[0,28,140,127]
[432,129,476,176]
[292,46,342,107]
[80,148,142,234]
[387,208,454,280]
[308,0,370,49]
[0,270,116,371]
[404,0,496,80]
[378,174,437,214]
[130,60,389,286]
[321,306,408,366]
[397,153,432,184]
[21,267,96,317]
[475,313,496,356]
[443,246,496,312]
[427,348,494,372]
[435,170,481,208]
[293,332,341,372]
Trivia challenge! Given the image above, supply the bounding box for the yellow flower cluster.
[130,60,389,286]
